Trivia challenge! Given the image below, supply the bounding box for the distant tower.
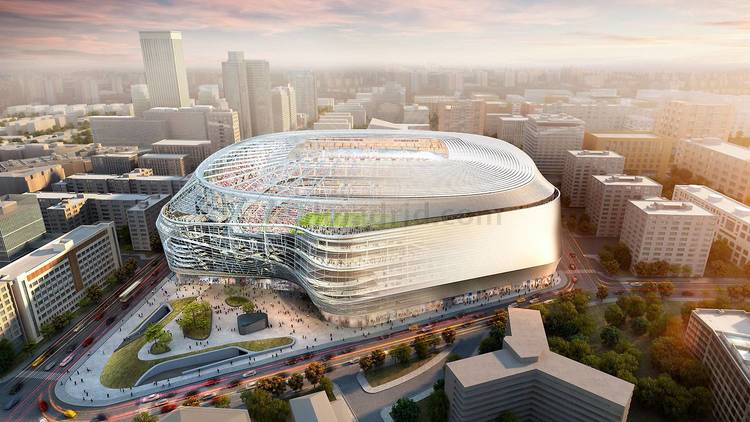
[130,84,150,117]
[245,60,274,136]
[222,51,253,138]
[290,71,318,123]
[139,31,190,108]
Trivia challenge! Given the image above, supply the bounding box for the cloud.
[703,20,750,30]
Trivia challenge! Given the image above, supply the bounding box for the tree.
[149,231,163,253]
[319,376,335,400]
[657,281,674,298]
[495,411,520,422]
[412,334,437,359]
[144,323,163,344]
[392,343,411,365]
[287,373,304,392]
[257,375,287,396]
[631,316,649,335]
[241,389,290,422]
[0,338,16,374]
[441,327,456,345]
[85,284,103,304]
[242,301,256,314]
[390,397,420,422]
[359,355,374,372]
[304,361,326,386]
[427,389,450,422]
[646,303,663,322]
[183,397,201,406]
[604,304,626,327]
[600,326,622,348]
[709,238,732,262]
[601,258,621,275]
[212,395,230,408]
[596,285,609,302]
[176,300,211,336]
[133,412,158,422]
[371,349,386,367]
[626,295,647,318]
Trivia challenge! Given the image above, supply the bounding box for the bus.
[59,352,75,367]
[118,279,142,306]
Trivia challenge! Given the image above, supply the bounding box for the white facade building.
[139,31,190,108]
[245,60,273,136]
[586,175,663,237]
[523,114,585,183]
[497,115,527,148]
[290,71,318,123]
[673,137,750,203]
[221,51,253,138]
[561,150,625,208]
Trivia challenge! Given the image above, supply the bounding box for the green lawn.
[100,297,292,388]
[299,212,392,228]
[364,353,437,387]
[225,296,250,308]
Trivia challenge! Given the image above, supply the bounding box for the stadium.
[157,130,561,326]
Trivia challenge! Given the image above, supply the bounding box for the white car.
[140,393,160,403]
[154,399,168,407]
[242,370,257,378]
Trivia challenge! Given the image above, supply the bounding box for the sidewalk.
[356,348,451,394]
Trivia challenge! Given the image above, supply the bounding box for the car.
[82,336,94,347]
[614,290,626,296]
[3,397,19,410]
[286,357,299,366]
[346,357,359,365]
[164,391,177,398]
[140,393,160,403]
[569,263,576,270]
[154,399,168,407]
[529,297,541,304]
[160,404,177,414]
[38,399,48,412]
[629,282,643,287]
[95,413,108,421]
[43,360,58,371]
[245,381,257,390]
[228,379,241,388]
[39,418,48,422]
[515,297,526,304]
[65,343,76,353]
[205,378,220,386]
[62,410,78,419]
[682,290,695,297]
[95,312,104,321]
[9,381,23,395]
[569,252,577,259]
[201,393,216,401]
[571,276,578,283]
[184,389,200,398]
[106,316,116,326]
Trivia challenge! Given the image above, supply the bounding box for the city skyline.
[3,0,750,70]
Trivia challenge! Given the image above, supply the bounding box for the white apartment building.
[620,199,716,276]
[523,114,585,183]
[152,139,212,172]
[561,150,625,208]
[403,104,430,124]
[673,185,750,266]
[333,102,366,128]
[0,222,121,342]
[57,171,187,196]
[271,86,292,133]
[673,137,750,203]
[624,114,654,132]
[138,153,187,176]
[221,51,253,138]
[586,175,663,237]
[655,100,735,141]
[139,31,190,108]
[0,282,23,346]
[130,84,151,117]
[437,100,486,135]
[497,115,527,148]
[542,102,631,132]
[290,71,318,123]
[245,60,273,136]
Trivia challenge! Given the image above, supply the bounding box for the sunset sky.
[2,0,750,70]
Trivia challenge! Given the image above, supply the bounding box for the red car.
[38,399,48,412]
[569,263,576,270]
[568,252,577,259]
[160,404,177,414]
[82,336,94,347]
[571,276,578,283]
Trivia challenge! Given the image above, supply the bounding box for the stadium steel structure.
[157,130,561,326]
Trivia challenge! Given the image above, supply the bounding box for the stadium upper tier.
[163,130,555,235]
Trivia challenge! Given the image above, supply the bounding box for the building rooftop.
[153,139,212,146]
[628,198,715,217]
[675,185,750,222]
[588,132,662,140]
[0,223,112,282]
[681,137,750,161]
[593,174,662,187]
[526,113,584,126]
[140,153,188,160]
[289,390,339,422]
[568,150,624,158]
[692,309,750,381]
[159,407,251,422]
[446,308,634,408]
[0,164,62,177]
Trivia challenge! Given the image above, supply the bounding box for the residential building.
[333,102,366,128]
[437,100,486,135]
[0,222,121,342]
[367,118,430,130]
[402,104,429,125]
[0,194,46,263]
[445,308,634,422]
[562,150,625,208]
[90,153,138,175]
[57,171,187,197]
[221,51,253,138]
[197,84,220,108]
[624,114,654,132]
[497,115,527,148]
[685,308,750,422]
[90,116,168,146]
[139,31,190,108]
[655,100,735,141]
[673,137,750,202]
[523,114,585,183]
[583,132,674,179]
[138,153,187,176]
[271,86,292,133]
[152,139,212,172]
[673,185,750,266]
[587,175,663,237]
[0,281,23,346]
[206,109,241,151]
[0,165,66,194]
[620,199,716,276]
[246,60,273,136]
[290,71,318,123]
[542,102,631,132]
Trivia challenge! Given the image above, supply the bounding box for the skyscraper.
[271,84,297,132]
[139,31,190,108]
[130,84,151,117]
[290,71,318,124]
[245,59,274,136]
[221,51,253,138]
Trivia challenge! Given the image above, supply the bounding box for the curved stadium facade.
[157,130,561,326]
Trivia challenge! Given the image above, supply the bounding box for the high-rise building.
[655,100,735,141]
[138,153,187,176]
[271,86,291,133]
[561,150,625,208]
[245,60,273,136]
[139,31,190,108]
[206,109,240,151]
[437,100,486,135]
[497,115,527,148]
[445,308,634,422]
[0,194,46,263]
[583,132,674,179]
[221,51,253,138]
[621,199,716,276]
[673,137,750,203]
[130,84,151,117]
[197,84,221,107]
[0,222,122,342]
[290,71,318,124]
[685,308,750,422]
[523,114,585,183]
[586,175,663,237]
[152,139,212,173]
[403,104,429,125]
[673,185,750,267]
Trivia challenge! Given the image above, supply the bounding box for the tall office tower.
[522,114,585,184]
[655,100,735,141]
[197,84,221,107]
[290,71,318,124]
[79,79,99,104]
[271,86,291,133]
[0,194,46,263]
[286,85,297,131]
[221,51,253,138]
[130,84,151,117]
[139,31,191,108]
[561,150,625,208]
[621,199,716,276]
[245,60,273,136]
[437,100,486,135]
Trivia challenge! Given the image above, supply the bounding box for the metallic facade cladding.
[157,130,561,326]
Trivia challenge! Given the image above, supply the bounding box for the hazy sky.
[2,0,750,70]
